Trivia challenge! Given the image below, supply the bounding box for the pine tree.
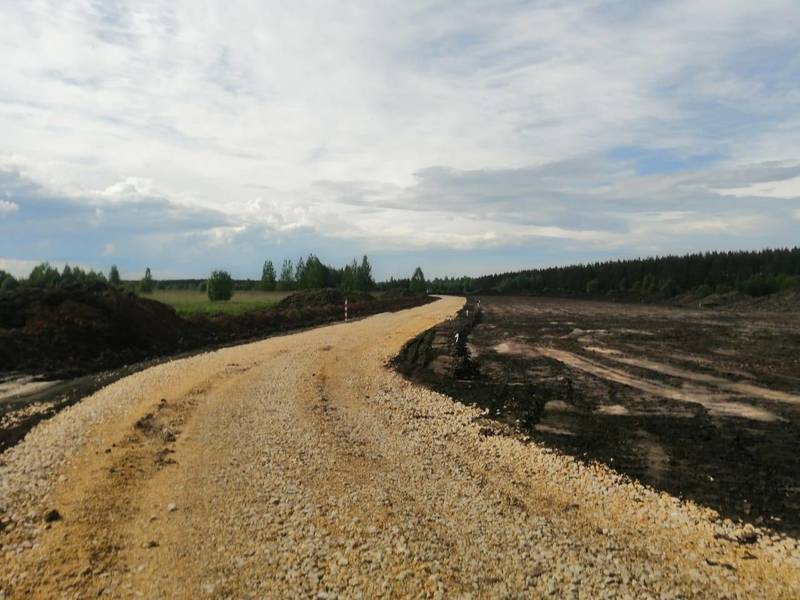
[410,267,426,293]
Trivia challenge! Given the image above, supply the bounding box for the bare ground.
[396,296,800,539]
[1,297,799,598]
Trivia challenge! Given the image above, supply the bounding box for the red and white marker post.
[345,297,349,322]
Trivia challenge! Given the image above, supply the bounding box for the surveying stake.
[345,298,349,322]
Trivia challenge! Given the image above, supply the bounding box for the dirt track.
[2,297,799,598]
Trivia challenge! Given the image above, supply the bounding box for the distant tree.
[108,265,121,286]
[61,264,75,284]
[342,259,358,291]
[140,267,155,293]
[0,271,18,291]
[410,267,426,293]
[356,255,374,291]
[207,270,234,301]
[295,257,306,286]
[659,278,679,297]
[260,260,276,291]
[28,262,61,288]
[278,259,294,291]
[301,254,327,289]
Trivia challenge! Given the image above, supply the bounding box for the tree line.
[0,263,121,291]
[1,254,391,299]
[427,247,800,299]
[256,254,375,292]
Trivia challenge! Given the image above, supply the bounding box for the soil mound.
[1,284,434,381]
[0,283,193,376]
[277,289,373,308]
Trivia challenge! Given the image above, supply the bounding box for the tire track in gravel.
[2,296,800,598]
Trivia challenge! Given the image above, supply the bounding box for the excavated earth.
[395,295,800,541]
[1,296,799,598]
[0,285,431,454]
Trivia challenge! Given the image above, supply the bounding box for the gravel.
[1,296,799,598]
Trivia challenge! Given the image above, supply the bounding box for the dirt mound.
[731,288,800,312]
[1,284,434,381]
[277,288,373,308]
[673,288,800,312]
[0,283,194,377]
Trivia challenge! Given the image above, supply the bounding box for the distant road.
[1,297,798,598]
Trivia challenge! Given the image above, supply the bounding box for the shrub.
[207,270,234,301]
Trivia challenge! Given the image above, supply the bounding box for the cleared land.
[2,297,799,598]
[396,296,800,540]
[144,289,291,316]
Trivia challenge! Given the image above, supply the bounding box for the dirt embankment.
[0,285,432,379]
[0,285,431,453]
[393,300,569,434]
[393,295,800,538]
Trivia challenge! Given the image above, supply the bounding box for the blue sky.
[1,1,799,280]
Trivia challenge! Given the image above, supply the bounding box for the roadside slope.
[1,296,799,598]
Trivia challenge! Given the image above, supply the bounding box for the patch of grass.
[145,290,291,316]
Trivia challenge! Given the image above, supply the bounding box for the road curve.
[1,296,799,598]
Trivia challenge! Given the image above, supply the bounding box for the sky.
[1,0,799,280]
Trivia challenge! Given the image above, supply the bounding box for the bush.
[207,270,234,301]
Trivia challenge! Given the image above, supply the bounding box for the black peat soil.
[394,295,800,538]
[0,284,432,452]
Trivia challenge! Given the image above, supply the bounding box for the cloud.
[0,1,799,277]
[0,200,18,214]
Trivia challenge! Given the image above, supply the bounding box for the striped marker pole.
[345,298,349,322]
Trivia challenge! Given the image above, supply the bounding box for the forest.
[426,247,800,298]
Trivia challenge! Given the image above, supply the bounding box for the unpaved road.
[1,297,799,598]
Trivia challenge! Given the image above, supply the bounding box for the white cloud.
[0,257,39,276]
[0,200,18,214]
[1,1,799,276]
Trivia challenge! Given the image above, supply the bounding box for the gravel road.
[1,297,799,599]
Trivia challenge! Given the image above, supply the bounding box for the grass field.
[145,290,291,316]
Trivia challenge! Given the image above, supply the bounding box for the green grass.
[145,290,291,317]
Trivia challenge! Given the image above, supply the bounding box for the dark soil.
[0,283,189,378]
[0,284,432,453]
[394,295,800,537]
[0,284,431,379]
